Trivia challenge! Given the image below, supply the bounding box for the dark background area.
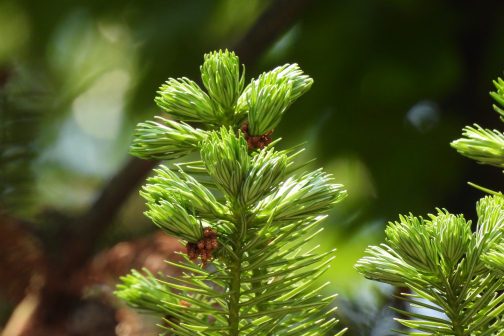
[1,0,504,335]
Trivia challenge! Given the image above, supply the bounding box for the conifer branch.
[356,197,504,335]
[116,50,347,335]
[451,74,504,169]
[1,3,324,334]
[356,73,504,336]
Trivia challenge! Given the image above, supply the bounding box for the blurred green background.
[2,0,504,335]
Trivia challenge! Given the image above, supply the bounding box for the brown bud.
[205,239,213,250]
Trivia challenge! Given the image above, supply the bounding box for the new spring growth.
[452,74,504,168]
[355,195,504,335]
[115,269,176,316]
[201,50,245,120]
[237,63,313,136]
[130,117,205,160]
[355,73,504,335]
[200,127,250,199]
[130,50,314,162]
[117,50,349,336]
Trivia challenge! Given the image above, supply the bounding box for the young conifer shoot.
[115,50,348,336]
[355,75,504,335]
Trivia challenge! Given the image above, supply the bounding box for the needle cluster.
[355,74,504,336]
[116,50,347,336]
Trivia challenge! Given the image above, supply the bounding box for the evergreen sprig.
[200,127,250,199]
[490,76,504,118]
[141,166,228,220]
[115,269,177,316]
[155,78,218,123]
[451,125,504,168]
[451,74,504,169]
[116,50,347,336]
[355,197,504,335]
[201,50,245,120]
[237,64,313,136]
[356,73,504,336]
[130,117,206,160]
[482,244,504,275]
[255,170,347,223]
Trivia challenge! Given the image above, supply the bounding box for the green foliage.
[115,269,177,316]
[155,77,218,123]
[200,127,250,199]
[451,125,504,168]
[482,244,504,275]
[451,74,504,168]
[238,149,287,208]
[256,170,347,223]
[356,74,504,336]
[258,169,346,221]
[130,117,206,160]
[115,51,347,335]
[152,52,314,133]
[142,165,227,220]
[143,195,205,243]
[356,197,504,335]
[490,77,504,118]
[243,79,293,136]
[237,64,313,136]
[0,75,40,211]
[201,50,245,119]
